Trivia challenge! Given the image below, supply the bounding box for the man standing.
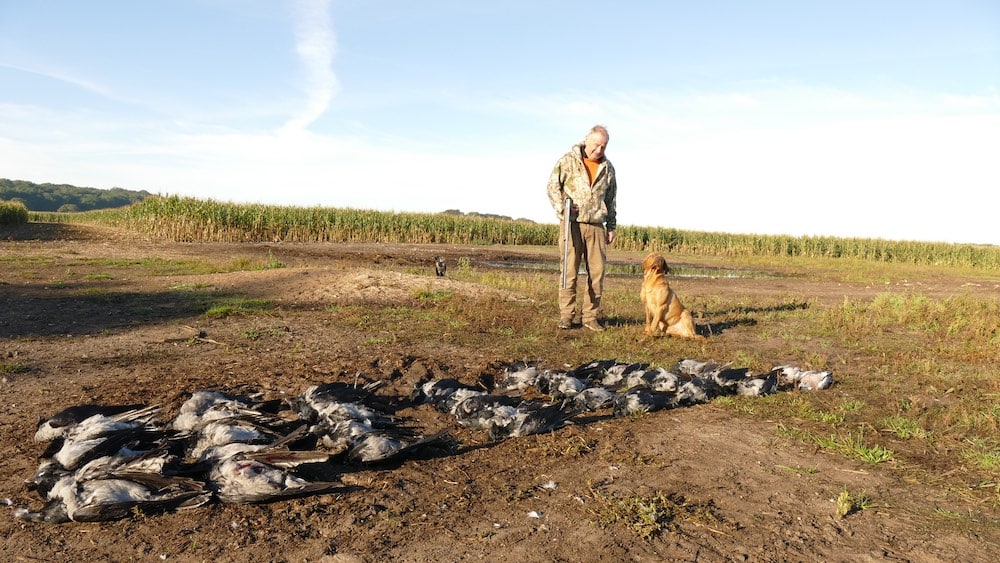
[546,124,617,331]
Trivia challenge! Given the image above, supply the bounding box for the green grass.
[839,399,865,413]
[537,435,596,458]
[588,484,722,540]
[880,415,928,439]
[226,251,285,272]
[835,489,875,518]
[776,424,895,464]
[170,282,214,291]
[813,429,895,464]
[588,488,681,539]
[962,438,1000,472]
[8,255,288,277]
[0,363,30,374]
[203,297,275,318]
[240,326,289,340]
[822,294,1000,354]
[413,289,453,301]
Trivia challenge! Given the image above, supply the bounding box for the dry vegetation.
[30,195,1000,269]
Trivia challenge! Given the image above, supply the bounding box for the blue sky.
[2,1,998,244]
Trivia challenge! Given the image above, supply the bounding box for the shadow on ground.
[1,286,238,338]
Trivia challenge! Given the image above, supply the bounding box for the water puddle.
[474,259,780,279]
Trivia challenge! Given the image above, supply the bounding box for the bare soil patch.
[1,223,997,562]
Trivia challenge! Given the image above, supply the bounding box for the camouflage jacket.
[546,143,617,231]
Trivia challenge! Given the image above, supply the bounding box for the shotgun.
[561,196,571,289]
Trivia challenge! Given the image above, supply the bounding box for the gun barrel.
[561,197,571,289]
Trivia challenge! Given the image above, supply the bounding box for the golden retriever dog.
[640,252,703,339]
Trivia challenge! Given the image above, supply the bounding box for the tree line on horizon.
[441,209,536,223]
[0,178,151,212]
[1,179,530,222]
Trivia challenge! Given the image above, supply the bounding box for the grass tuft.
[589,487,681,540]
[0,363,30,374]
[203,298,275,318]
[588,485,722,540]
[880,415,928,440]
[835,489,875,518]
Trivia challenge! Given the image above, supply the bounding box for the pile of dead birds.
[12,358,832,524]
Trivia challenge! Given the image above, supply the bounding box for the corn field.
[0,199,29,225]
[30,196,1000,270]
[614,225,1000,269]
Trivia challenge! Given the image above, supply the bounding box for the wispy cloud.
[0,61,114,99]
[281,0,338,134]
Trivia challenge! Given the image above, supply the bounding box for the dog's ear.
[651,255,669,274]
[658,256,671,274]
[642,252,659,273]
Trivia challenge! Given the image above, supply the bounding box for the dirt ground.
[1,223,997,562]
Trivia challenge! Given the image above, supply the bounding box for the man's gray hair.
[588,124,609,140]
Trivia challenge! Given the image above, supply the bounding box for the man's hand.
[607,230,616,245]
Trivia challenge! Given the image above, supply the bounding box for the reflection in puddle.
[475,260,779,279]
